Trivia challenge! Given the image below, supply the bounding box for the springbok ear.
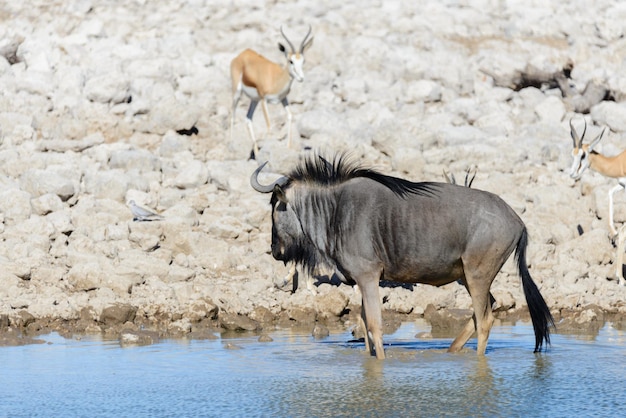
[274,184,289,203]
[278,43,288,57]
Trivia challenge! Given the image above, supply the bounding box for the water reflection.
[0,321,625,417]
[468,357,498,415]
[530,354,552,381]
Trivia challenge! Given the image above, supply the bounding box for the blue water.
[1,321,625,417]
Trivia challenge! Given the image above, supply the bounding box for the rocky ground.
[1,0,626,346]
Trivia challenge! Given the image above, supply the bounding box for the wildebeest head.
[250,153,437,273]
[269,184,305,264]
[250,157,336,271]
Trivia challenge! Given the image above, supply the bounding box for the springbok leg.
[608,184,623,237]
[245,101,260,157]
[261,99,271,137]
[281,97,293,147]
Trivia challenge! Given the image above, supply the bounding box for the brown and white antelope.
[230,26,314,158]
[569,118,626,236]
[443,165,477,188]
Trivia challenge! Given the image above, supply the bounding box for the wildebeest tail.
[515,228,555,352]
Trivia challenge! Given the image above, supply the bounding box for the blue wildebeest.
[251,153,554,359]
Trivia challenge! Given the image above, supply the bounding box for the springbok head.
[569,118,606,180]
[278,25,314,83]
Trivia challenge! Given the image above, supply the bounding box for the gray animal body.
[251,154,554,359]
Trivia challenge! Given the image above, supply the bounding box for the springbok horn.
[569,118,586,148]
[299,25,313,53]
[250,161,289,193]
[280,26,296,53]
[589,128,607,152]
[443,169,455,185]
[465,166,477,188]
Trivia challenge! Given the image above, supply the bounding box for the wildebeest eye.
[276,201,287,212]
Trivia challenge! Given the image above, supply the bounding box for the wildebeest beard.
[276,234,323,276]
[270,191,336,277]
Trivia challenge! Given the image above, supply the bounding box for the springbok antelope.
[230,26,314,158]
[569,118,626,236]
[275,263,311,293]
[443,166,477,188]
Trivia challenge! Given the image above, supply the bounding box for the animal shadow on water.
[339,331,491,355]
[339,326,531,355]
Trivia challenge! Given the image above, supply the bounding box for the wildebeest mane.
[286,153,438,198]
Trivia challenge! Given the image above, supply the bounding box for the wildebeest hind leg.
[448,291,496,353]
[448,317,476,353]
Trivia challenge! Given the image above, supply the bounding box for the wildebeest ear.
[273,184,289,203]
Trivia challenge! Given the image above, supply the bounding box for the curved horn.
[589,127,607,152]
[280,26,296,53]
[569,118,586,148]
[465,165,477,188]
[443,169,455,185]
[299,25,313,53]
[250,161,289,193]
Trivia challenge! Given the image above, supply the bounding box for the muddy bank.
[2,299,626,347]
[1,0,626,346]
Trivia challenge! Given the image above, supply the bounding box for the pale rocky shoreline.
[1,1,626,345]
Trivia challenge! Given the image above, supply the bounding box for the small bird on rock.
[127,200,163,222]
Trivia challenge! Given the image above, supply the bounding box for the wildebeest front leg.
[358,312,372,354]
[358,276,385,359]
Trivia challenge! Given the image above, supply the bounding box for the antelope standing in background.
[443,165,477,188]
[230,26,314,158]
[569,118,626,236]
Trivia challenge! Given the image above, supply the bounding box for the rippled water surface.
[1,320,625,417]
